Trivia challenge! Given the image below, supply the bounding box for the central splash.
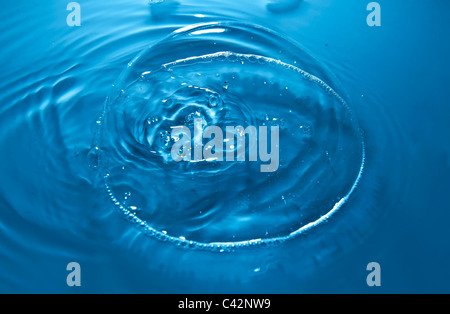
[170,117,280,173]
[94,22,365,250]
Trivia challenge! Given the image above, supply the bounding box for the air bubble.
[87,147,100,169]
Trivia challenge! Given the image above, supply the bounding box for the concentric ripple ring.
[93,22,366,251]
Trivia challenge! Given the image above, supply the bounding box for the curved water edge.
[95,22,366,251]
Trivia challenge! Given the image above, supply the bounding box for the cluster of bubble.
[163,51,346,106]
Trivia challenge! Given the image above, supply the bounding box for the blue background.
[0,0,449,293]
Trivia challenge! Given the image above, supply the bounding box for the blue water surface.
[0,0,449,293]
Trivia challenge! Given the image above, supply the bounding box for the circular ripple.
[95,22,365,250]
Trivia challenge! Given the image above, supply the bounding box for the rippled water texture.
[97,23,365,249]
[1,0,449,293]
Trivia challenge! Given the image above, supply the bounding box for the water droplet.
[147,116,159,125]
[159,130,172,147]
[208,93,222,108]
